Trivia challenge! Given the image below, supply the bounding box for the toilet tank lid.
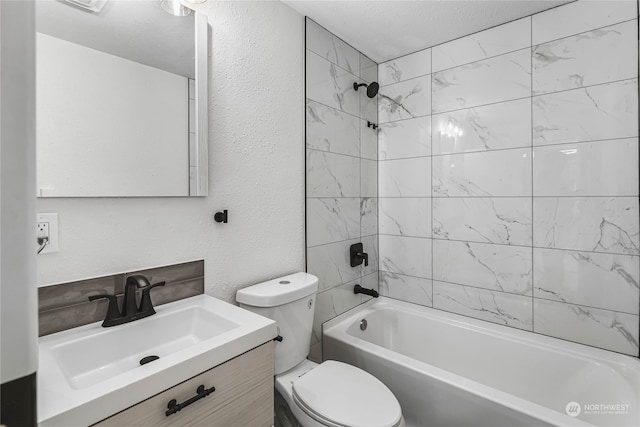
[236,272,318,307]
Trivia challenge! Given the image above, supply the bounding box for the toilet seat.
[292,361,402,427]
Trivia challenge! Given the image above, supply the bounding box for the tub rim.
[322,297,640,427]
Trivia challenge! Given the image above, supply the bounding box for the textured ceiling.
[283,0,573,63]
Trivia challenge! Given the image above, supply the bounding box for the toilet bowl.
[276,359,404,427]
[236,272,404,427]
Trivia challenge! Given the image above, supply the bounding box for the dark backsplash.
[38,260,204,336]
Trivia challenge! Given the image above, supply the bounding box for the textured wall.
[304,18,379,361]
[36,1,305,304]
[377,0,639,356]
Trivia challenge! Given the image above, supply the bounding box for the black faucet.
[88,275,165,327]
[350,243,369,267]
[123,275,142,317]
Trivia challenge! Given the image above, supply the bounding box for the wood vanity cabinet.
[92,342,274,427]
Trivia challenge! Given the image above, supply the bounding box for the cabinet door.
[93,342,274,427]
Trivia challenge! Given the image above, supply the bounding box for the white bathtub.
[323,297,640,427]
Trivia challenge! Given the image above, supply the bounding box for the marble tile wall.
[377,0,639,356]
[305,18,379,362]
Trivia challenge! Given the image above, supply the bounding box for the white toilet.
[236,272,405,427]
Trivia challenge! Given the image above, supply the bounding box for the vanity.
[38,295,277,426]
[93,342,274,426]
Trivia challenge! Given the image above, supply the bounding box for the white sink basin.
[51,304,239,390]
[38,294,276,426]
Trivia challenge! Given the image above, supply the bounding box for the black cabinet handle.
[165,384,215,416]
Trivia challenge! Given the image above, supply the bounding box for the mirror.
[35,0,208,197]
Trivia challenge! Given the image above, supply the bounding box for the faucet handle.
[357,252,369,267]
[138,281,166,314]
[88,294,121,325]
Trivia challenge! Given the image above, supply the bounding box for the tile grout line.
[379,112,431,126]
[358,70,363,296]
[636,0,640,357]
[430,48,435,307]
[307,49,362,85]
[381,15,636,76]
[375,271,640,318]
[316,270,380,295]
[303,18,309,321]
[429,278,531,301]
[430,96,528,117]
[375,135,640,165]
[374,195,640,200]
[432,47,531,76]
[376,61,381,297]
[306,17,376,76]
[379,71,432,89]
[530,16,637,49]
[432,195,640,199]
[531,19,535,332]
[351,196,640,201]
[380,8,536,65]
[306,97,362,121]
[375,233,640,257]
[432,17,638,76]
[306,146,369,161]
[532,76,638,98]
[379,76,637,127]
[530,296,640,319]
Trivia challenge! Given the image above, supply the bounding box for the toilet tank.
[236,272,318,375]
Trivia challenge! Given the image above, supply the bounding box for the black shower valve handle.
[350,243,369,267]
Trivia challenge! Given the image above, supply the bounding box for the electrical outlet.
[37,222,49,239]
[37,213,59,254]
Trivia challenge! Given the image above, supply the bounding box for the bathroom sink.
[51,304,239,390]
[38,294,276,426]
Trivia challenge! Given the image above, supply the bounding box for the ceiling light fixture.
[62,0,108,13]
[160,0,193,17]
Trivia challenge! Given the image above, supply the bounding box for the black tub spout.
[354,284,379,298]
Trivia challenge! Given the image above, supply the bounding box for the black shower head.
[366,81,379,98]
[353,81,379,98]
